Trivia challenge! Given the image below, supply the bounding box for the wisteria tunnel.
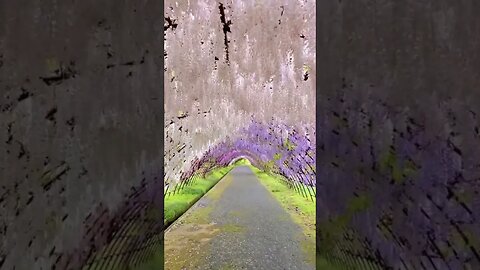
[1,0,480,269]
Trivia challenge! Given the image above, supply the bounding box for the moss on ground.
[248,162,348,270]
[249,166,315,231]
[146,159,335,269]
[222,223,245,233]
[205,174,233,201]
[249,165,316,266]
[184,204,214,224]
[219,263,236,270]
[164,166,233,227]
[157,166,237,270]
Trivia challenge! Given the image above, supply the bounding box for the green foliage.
[283,138,296,151]
[347,194,372,213]
[379,149,397,174]
[456,189,475,204]
[263,160,275,173]
[379,148,418,184]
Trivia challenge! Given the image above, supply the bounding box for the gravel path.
[164,166,315,270]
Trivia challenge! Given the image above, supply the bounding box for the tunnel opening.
[228,156,253,166]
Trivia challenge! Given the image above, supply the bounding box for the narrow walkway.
[164,166,315,270]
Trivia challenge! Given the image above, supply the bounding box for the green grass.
[151,159,336,269]
[164,166,233,228]
[245,166,346,270]
[134,167,233,270]
[249,164,317,266]
[248,163,344,269]
[249,166,315,220]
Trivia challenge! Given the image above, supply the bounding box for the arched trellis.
[166,121,316,201]
[227,155,254,166]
